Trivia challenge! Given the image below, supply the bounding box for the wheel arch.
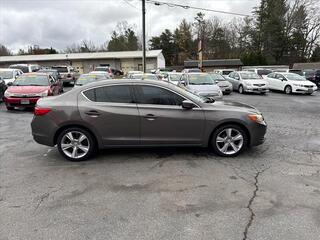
[207,121,251,147]
[54,124,101,148]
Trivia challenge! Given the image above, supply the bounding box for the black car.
[0,77,7,101]
[304,69,320,86]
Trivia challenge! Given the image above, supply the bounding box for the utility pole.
[142,0,146,73]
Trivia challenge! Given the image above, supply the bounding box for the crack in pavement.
[33,188,60,214]
[242,167,269,240]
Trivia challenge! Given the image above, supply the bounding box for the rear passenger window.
[83,85,133,103]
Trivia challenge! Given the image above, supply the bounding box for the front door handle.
[85,110,101,117]
[143,114,156,121]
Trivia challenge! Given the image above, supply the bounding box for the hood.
[209,100,260,113]
[7,86,49,94]
[188,84,220,93]
[243,79,267,85]
[289,80,316,86]
[216,81,232,87]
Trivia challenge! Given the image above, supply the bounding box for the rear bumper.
[4,97,40,107]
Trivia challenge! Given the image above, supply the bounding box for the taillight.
[34,107,51,116]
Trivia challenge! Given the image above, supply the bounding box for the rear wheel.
[238,85,244,94]
[211,124,248,157]
[284,85,292,94]
[57,127,96,161]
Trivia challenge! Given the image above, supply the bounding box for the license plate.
[21,99,30,104]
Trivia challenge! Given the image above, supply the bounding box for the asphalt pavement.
[1,90,320,240]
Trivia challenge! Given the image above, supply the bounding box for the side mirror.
[7,82,13,86]
[180,80,186,86]
[182,100,196,109]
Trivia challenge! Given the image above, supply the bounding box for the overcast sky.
[0,0,259,53]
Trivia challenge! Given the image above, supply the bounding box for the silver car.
[226,71,269,94]
[178,73,223,100]
[209,73,233,95]
[31,79,267,161]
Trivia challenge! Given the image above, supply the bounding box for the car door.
[133,84,205,146]
[275,74,286,90]
[266,73,275,89]
[78,84,140,146]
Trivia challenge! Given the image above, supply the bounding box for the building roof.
[293,62,320,70]
[0,50,163,63]
[184,59,243,68]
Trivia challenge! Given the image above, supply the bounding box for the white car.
[226,71,269,94]
[266,72,317,95]
[0,68,24,85]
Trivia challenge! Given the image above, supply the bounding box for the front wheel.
[211,125,248,157]
[238,85,244,94]
[284,85,292,94]
[57,128,96,161]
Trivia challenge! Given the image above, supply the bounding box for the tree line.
[1,0,319,66]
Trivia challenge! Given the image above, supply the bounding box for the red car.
[3,73,62,110]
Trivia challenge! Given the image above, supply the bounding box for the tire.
[6,106,14,111]
[284,85,292,94]
[238,85,244,94]
[211,124,248,157]
[57,127,96,161]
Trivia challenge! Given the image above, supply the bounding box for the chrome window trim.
[81,82,201,108]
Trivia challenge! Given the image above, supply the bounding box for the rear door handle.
[85,110,101,117]
[143,114,156,120]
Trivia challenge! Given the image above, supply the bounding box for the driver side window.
[136,85,185,106]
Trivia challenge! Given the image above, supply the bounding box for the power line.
[123,0,140,10]
[145,0,250,17]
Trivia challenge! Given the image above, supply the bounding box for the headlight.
[39,90,49,97]
[248,114,266,125]
[4,91,12,98]
[293,84,303,87]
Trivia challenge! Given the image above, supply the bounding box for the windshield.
[94,67,108,72]
[0,71,13,79]
[75,74,106,86]
[240,72,261,80]
[131,74,158,80]
[257,69,272,76]
[283,73,306,81]
[188,74,215,85]
[169,74,181,81]
[13,75,49,86]
[52,67,68,73]
[209,73,225,82]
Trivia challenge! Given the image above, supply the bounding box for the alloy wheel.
[60,131,90,159]
[216,128,244,155]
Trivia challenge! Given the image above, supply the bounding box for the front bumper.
[292,86,317,94]
[4,97,40,108]
[245,86,269,93]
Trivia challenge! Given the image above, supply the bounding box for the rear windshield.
[13,75,49,86]
[75,74,107,86]
[0,70,14,79]
[52,67,68,73]
[9,65,29,73]
[222,70,233,75]
[257,69,272,76]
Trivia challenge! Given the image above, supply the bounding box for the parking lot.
[1,90,320,240]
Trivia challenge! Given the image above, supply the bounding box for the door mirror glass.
[182,100,196,109]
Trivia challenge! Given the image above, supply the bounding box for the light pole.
[142,0,146,73]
